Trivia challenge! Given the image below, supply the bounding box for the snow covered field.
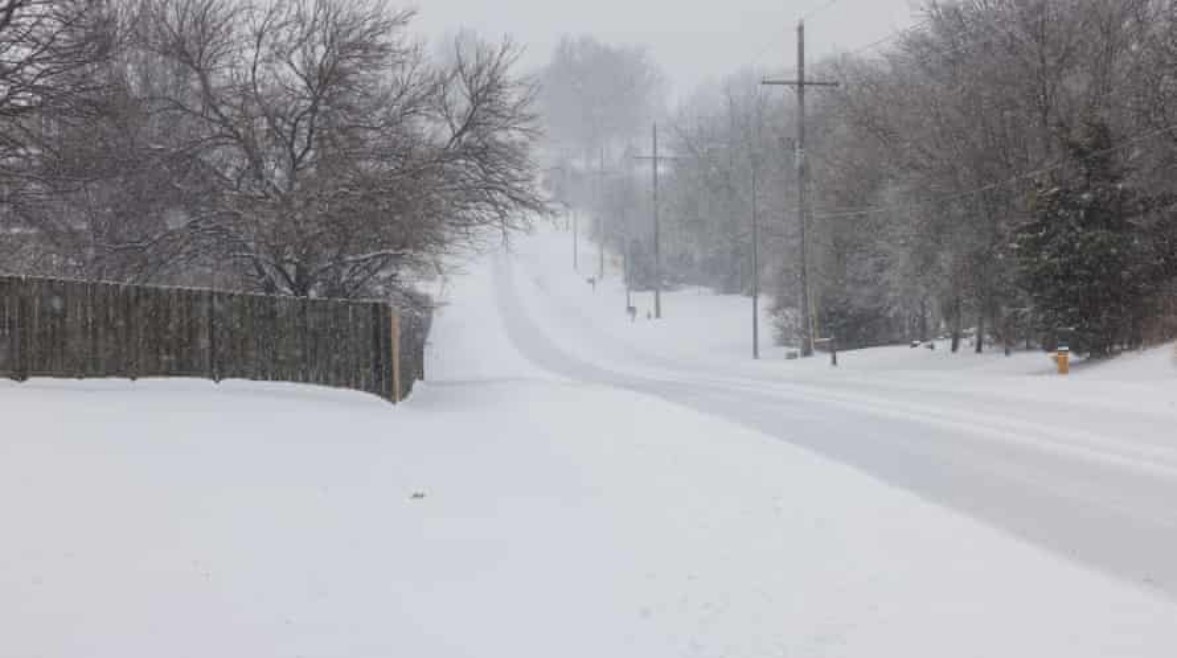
[4,227,1177,657]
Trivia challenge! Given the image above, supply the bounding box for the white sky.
[412,0,925,95]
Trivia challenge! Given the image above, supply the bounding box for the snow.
[513,227,1177,380]
[3,227,1177,656]
[1080,341,1177,382]
[507,227,1177,590]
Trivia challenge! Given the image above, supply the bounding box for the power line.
[801,0,841,21]
[747,0,841,72]
[749,1,906,71]
[840,9,1030,62]
[842,18,931,58]
[747,31,785,69]
[812,122,1177,221]
[756,9,924,68]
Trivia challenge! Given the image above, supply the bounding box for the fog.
[2,0,1172,357]
[413,0,922,93]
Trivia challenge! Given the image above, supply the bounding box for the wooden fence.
[0,274,430,402]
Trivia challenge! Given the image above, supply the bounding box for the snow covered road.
[5,232,1177,656]
[495,238,1177,601]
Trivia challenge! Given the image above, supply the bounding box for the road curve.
[493,253,1177,600]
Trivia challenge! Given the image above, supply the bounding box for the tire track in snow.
[494,252,1177,600]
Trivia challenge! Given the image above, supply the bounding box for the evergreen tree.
[1014,122,1147,357]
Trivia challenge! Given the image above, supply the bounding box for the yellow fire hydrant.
[1055,345,1070,375]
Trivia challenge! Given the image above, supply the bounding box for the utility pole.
[751,111,761,361]
[621,195,633,315]
[633,123,665,319]
[625,240,633,310]
[597,147,605,280]
[752,165,760,359]
[732,89,761,360]
[652,124,661,319]
[763,20,838,357]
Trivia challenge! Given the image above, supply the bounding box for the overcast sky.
[412,0,924,95]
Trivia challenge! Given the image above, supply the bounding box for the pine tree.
[1014,121,1146,357]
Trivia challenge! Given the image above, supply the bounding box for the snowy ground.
[3,226,1177,657]
[506,229,1177,593]
[515,226,1177,380]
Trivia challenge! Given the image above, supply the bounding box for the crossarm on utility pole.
[632,123,689,320]
[760,80,840,87]
[760,19,839,358]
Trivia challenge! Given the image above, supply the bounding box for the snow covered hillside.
[514,227,1177,379]
[3,230,1177,657]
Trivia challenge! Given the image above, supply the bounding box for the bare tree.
[592,0,1176,352]
[0,0,120,271]
[539,34,665,162]
[129,0,544,298]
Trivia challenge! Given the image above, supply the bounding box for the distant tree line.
[536,33,666,285]
[0,0,546,308]
[546,0,1177,357]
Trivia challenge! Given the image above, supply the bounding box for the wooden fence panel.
[0,278,14,375]
[397,309,430,400]
[26,278,48,377]
[0,274,427,402]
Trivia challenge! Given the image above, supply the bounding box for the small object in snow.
[1055,345,1071,375]
[410,491,426,500]
[910,340,921,348]
[925,342,936,350]
[785,350,800,360]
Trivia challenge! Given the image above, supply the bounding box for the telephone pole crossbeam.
[761,19,838,358]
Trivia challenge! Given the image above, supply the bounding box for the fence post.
[13,277,28,382]
[417,315,427,381]
[207,290,219,382]
[127,285,138,381]
[369,304,381,397]
[24,278,36,380]
[84,282,95,377]
[390,307,401,403]
[300,298,310,383]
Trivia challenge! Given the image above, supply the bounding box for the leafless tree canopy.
[550,0,1177,353]
[539,35,665,161]
[0,0,546,301]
